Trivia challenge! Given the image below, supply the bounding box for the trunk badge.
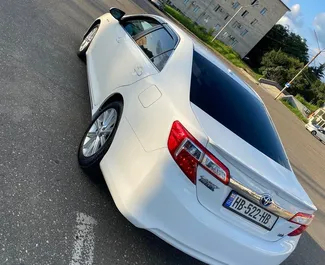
[199,176,219,191]
[260,194,273,207]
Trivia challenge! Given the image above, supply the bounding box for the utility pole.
[274,50,324,100]
[274,30,325,100]
[212,2,258,42]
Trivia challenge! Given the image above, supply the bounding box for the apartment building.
[170,0,290,57]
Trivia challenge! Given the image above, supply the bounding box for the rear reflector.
[288,225,307,237]
[288,212,314,236]
[168,121,230,185]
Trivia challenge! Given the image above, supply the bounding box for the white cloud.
[277,4,304,32]
[314,13,325,49]
[282,0,290,5]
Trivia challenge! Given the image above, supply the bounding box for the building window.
[222,31,229,39]
[215,24,221,31]
[240,29,248,36]
[184,0,190,4]
[251,19,258,26]
[232,21,242,30]
[224,13,230,20]
[204,15,210,23]
[193,6,200,13]
[232,1,240,9]
[231,39,238,47]
[214,4,221,12]
[242,10,249,18]
[260,8,267,15]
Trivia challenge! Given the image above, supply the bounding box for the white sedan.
[305,123,325,143]
[77,8,316,265]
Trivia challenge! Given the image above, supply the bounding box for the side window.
[151,50,173,71]
[135,28,176,70]
[123,19,159,37]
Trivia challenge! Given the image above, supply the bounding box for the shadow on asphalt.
[282,232,325,265]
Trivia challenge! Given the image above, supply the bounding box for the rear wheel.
[311,131,317,136]
[77,25,99,61]
[78,101,122,173]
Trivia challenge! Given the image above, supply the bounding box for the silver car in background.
[305,123,325,143]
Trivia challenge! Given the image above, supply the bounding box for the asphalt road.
[0,0,324,265]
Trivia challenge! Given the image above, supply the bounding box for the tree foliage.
[260,50,325,106]
[247,24,309,68]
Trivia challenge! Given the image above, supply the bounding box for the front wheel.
[78,101,123,172]
[77,25,99,61]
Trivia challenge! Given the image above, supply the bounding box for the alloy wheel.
[82,108,117,157]
[79,27,98,52]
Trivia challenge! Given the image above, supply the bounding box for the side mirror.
[110,7,125,21]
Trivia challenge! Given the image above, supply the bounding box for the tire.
[77,24,99,61]
[78,101,123,173]
[311,131,317,136]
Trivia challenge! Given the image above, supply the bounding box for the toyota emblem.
[260,194,273,207]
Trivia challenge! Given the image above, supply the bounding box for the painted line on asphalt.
[69,212,97,265]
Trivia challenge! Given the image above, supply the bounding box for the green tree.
[309,63,325,80]
[260,50,310,95]
[260,50,325,105]
[247,24,309,68]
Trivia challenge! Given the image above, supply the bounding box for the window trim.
[241,10,249,17]
[120,16,180,71]
[251,18,258,26]
[150,49,175,70]
[214,5,221,12]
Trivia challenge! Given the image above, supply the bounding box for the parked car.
[76,8,316,265]
[149,0,164,11]
[305,123,325,142]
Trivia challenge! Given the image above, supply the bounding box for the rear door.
[90,16,177,109]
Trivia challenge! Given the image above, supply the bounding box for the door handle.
[134,66,143,76]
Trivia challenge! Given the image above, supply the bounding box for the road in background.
[0,0,324,264]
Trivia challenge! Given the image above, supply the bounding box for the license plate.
[223,191,278,230]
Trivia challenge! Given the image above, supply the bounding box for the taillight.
[167,121,230,185]
[288,212,314,236]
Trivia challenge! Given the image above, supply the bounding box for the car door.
[88,16,173,109]
[88,17,162,109]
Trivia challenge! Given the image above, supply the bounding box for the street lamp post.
[212,3,258,42]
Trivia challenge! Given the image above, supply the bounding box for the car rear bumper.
[100,117,298,265]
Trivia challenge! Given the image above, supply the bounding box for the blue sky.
[277,0,325,65]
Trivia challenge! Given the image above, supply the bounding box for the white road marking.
[70,212,97,265]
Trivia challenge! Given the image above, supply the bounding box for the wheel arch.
[93,93,124,120]
[83,19,101,39]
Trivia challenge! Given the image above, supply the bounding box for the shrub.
[295,94,319,112]
[280,99,308,123]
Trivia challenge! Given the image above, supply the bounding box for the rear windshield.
[190,50,290,170]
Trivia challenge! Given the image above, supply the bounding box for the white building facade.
[169,0,290,57]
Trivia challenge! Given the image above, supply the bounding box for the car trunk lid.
[191,103,316,241]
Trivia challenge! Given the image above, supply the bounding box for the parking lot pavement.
[0,0,324,264]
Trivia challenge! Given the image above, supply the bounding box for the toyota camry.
[76,8,316,265]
